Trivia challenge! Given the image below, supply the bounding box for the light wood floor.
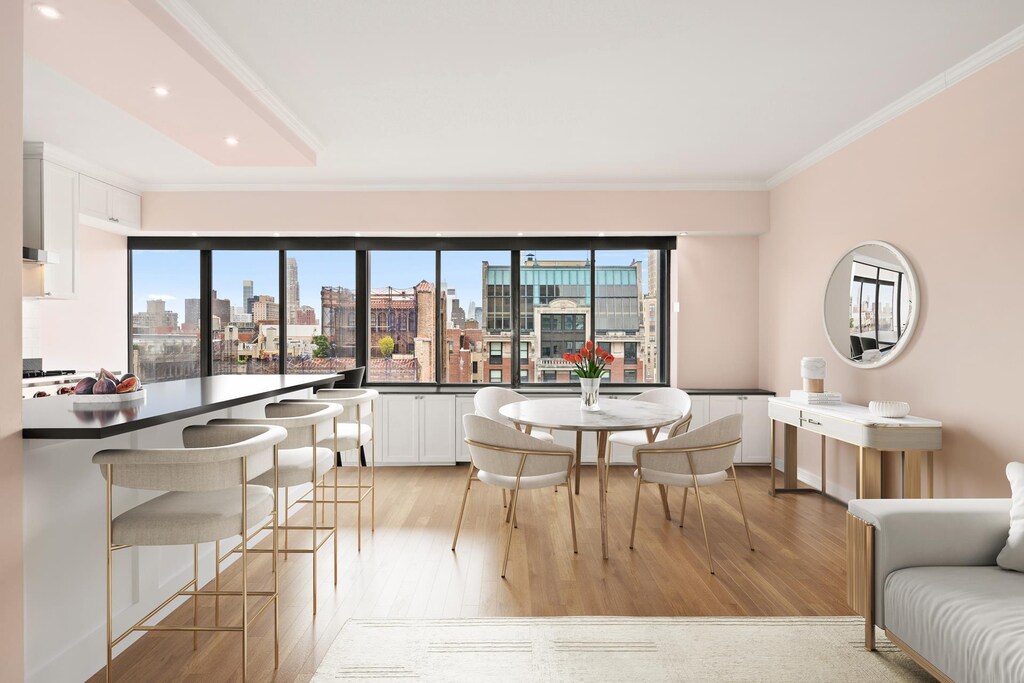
[91,464,852,682]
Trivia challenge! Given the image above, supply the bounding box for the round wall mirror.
[823,241,919,368]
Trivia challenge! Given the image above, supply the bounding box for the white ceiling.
[22,1,1024,188]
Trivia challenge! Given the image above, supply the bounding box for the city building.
[286,258,299,323]
[131,298,179,335]
[242,280,253,313]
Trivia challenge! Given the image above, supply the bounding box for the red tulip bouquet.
[562,340,616,378]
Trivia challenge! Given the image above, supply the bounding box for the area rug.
[312,616,931,681]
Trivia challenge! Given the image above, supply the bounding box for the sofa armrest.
[848,498,1010,631]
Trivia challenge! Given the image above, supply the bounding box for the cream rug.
[312,617,932,682]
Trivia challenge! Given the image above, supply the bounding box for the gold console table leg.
[858,447,882,499]
[903,451,923,499]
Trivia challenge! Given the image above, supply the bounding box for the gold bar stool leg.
[192,544,199,650]
[371,400,376,533]
[273,444,280,669]
[215,540,221,624]
[312,427,319,616]
[284,487,289,558]
[357,404,363,552]
[240,459,249,682]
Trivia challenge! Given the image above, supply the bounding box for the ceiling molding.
[767,23,1024,189]
[156,0,325,153]
[24,142,144,193]
[139,180,769,193]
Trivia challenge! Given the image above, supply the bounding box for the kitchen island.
[22,374,340,683]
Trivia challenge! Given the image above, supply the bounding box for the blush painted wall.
[141,188,769,235]
[0,2,24,679]
[761,47,1024,499]
[676,236,759,388]
[23,226,129,372]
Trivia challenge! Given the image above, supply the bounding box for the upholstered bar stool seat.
[318,423,373,450]
[251,446,334,488]
[112,486,275,547]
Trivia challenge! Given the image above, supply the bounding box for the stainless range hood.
[22,247,59,264]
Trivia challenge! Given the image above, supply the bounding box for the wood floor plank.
[88,464,853,682]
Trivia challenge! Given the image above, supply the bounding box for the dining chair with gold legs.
[452,414,577,578]
[210,400,343,615]
[628,414,754,575]
[607,387,693,493]
[92,423,287,682]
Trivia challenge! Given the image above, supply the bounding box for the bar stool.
[92,423,287,682]
[210,400,343,615]
[284,388,378,550]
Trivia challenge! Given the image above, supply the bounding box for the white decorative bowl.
[72,388,146,405]
[869,400,910,419]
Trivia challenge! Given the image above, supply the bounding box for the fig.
[73,377,97,395]
[93,378,117,394]
[56,386,74,395]
[116,377,139,393]
[98,368,117,383]
[120,373,137,384]
[33,391,50,398]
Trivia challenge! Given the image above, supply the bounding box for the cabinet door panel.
[709,396,743,463]
[740,396,771,463]
[79,175,109,220]
[454,396,475,463]
[688,395,710,430]
[383,396,419,463]
[420,396,456,463]
[110,186,141,228]
[41,162,77,298]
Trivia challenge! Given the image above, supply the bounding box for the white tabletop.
[769,397,942,428]
[499,397,683,432]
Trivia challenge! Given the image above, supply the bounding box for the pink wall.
[676,236,759,388]
[142,188,769,234]
[27,226,129,372]
[761,48,1024,499]
[0,2,24,679]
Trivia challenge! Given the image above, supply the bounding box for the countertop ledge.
[367,385,775,396]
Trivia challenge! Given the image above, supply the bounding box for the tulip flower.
[585,340,594,351]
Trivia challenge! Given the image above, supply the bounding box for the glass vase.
[579,377,602,412]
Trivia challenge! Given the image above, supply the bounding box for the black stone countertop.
[369,385,775,396]
[22,374,339,440]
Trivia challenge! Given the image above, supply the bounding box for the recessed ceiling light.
[273,232,280,237]
[354,232,361,237]
[679,232,689,236]
[435,232,442,237]
[152,86,170,97]
[33,4,62,19]
[224,136,239,146]
[517,232,524,237]
[190,232,198,236]
[598,232,605,237]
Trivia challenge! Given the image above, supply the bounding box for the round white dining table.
[499,397,683,559]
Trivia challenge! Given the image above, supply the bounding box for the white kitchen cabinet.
[79,174,141,230]
[382,394,456,464]
[689,395,710,430]
[23,158,78,298]
[455,395,476,462]
[709,394,770,463]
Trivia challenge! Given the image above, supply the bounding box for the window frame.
[128,236,674,388]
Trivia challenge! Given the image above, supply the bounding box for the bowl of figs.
[71,369,146,404]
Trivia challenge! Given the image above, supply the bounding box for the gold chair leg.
[566,472,578,554]
[192,544,199,650]
[679,487,689,528]
[732,466,755,551]
[629,475,642,549]
[502,489,507,508]
[691,476,715,575]
[658,484,671,521]
[451,465,475,551]
[501,485,522,578]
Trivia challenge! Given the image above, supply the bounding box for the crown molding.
[24,142,143,193]
[139,180,768,193]
[156,0,324,153]
[767,23,1024,189]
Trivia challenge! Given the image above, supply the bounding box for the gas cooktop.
[22,370,77,379]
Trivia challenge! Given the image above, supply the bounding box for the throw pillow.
[997,462,1024,572]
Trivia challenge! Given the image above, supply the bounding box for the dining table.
[499,397,683,559]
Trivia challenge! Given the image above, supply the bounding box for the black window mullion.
[356,251,368,373]
[435,251,442,386]
[200,250,212,376]
[511,250,521,387]
[278,250,288,375]
[126,249,134,374]
[659,248,671,385]
[589,249,596,347]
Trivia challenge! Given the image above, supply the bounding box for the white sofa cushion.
[997,462,1024,572]
[885,566,1024,683]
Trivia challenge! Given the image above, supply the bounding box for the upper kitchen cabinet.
[79,174,141,231]
[23,158,78,298]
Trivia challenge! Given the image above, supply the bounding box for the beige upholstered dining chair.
[452,414,578,578]
[474,386,555,441]
[209,400,343,614]
[629,414,754,575]
[92,423,287,682]
[283,387,378,550]
[605,387,693,491]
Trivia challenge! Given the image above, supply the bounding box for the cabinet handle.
[804,418,822,426]
[44,291,51,297]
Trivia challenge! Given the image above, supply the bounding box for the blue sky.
[132,249,650,317]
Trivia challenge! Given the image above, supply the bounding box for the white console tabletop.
[768,397,942,499]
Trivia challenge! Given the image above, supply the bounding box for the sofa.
[847,498,1024,683]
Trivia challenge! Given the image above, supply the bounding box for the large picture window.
[128,238,671,387]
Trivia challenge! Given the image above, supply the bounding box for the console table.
[767,398,942,499]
